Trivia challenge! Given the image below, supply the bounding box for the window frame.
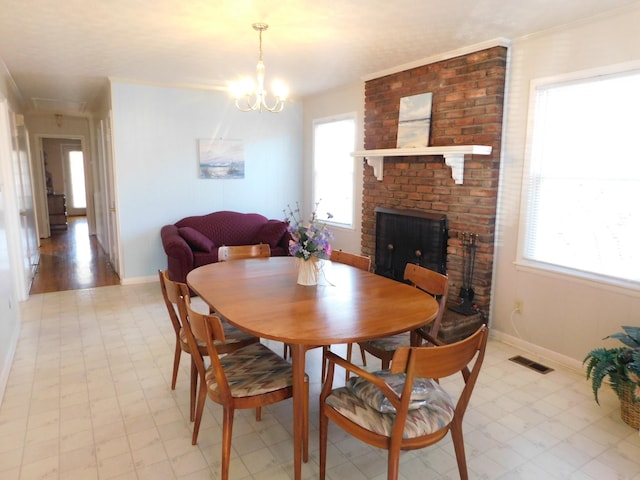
[311,113,357,230]
[516,61,640,290]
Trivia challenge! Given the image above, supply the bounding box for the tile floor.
[1,282,638,479]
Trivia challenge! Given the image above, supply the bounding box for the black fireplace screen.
[374,207,447,282]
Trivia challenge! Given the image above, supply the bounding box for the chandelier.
[230,23,287,113]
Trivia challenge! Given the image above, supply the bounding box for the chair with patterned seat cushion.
[320,325,488,480]
[283,249,372,383]
[158,269,259,441]
[327,250,372,380]
[213,244,271,320]
[178,286,309,480]
[357,263,448,373]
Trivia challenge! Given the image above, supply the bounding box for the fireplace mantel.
[351,145,492,184]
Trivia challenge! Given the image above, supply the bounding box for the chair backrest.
[218,243,271,262]
[403,263,449,337]
[391,325,489,421]
[330,250,371,272]
[159,269,185,336]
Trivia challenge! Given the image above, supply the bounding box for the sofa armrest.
[278,229,292,254]
[161,225,194,283]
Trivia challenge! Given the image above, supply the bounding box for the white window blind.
[523,68,640,284]
[313,116,356,227]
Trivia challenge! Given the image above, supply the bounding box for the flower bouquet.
[284,202,333,285]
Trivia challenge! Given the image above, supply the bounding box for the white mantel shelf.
[351,145,492,184]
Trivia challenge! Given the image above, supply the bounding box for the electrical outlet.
[514,299,523,313]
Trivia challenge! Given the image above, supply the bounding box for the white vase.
[296,257,320,286]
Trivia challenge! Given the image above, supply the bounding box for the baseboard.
[490,330,584,374]
[120,275,157,286]
[0,321,20,406]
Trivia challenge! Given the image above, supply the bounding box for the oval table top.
[187,256,439,346]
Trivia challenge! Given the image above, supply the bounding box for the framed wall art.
[198,138,245,179]
[396,92,433,148]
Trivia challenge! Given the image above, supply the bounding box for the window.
[68,150,86,209]
[313,115,356,227]
[521,67,640,285]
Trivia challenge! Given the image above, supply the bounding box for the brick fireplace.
[361,46,507,314]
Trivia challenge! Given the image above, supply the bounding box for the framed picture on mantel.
[396,92,432,148]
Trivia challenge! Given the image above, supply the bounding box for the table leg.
[290,343,306,480]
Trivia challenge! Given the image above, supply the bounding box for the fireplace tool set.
[450,232,479,316]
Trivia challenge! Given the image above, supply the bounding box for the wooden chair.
[212,243,271,318]
[320,325,489,480]
[178,286,309,480]
[328,250,371,380]
[283,249,372,380]
[218,243,271,261]
[159,269,209,423]
[357,263,448,372]
[158,269,258,443]
[330,249,371,271]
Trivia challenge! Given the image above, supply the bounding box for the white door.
[104,115,120,275]
[11,114,39,290]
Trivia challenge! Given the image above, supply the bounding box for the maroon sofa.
[161,210,290,284]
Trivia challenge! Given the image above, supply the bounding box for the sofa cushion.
[179,226,214,253]
[251,220,288,248]
[177,211,268,246]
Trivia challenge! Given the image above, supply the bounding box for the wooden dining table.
[187,256,439,480]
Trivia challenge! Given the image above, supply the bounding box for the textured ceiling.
[0,0,637,115]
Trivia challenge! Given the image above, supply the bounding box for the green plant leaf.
[584,346,627,404]
[607,327,639,348]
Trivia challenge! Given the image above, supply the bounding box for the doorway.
[31,135,119,293]
[42,137,86,227]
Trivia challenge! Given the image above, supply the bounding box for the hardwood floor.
[29,216,120,294]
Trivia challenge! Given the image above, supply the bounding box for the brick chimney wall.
[361,46,507,313]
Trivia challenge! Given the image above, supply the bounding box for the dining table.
[187,256,439,480]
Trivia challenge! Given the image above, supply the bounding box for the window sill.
[514,259,640,296]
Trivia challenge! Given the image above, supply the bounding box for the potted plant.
[584,325,640,429]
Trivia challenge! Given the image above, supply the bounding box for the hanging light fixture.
[230,23,287,113]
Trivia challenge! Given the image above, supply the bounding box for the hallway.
[29,216,120,294]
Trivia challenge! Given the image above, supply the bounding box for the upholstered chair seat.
[205,342,304,397]
[325,375,454,438]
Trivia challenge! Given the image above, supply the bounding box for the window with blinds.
[520,67,640,285]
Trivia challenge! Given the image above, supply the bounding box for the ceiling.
[0,0,637,116]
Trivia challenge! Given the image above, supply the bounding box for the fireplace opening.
[374,207,448,283]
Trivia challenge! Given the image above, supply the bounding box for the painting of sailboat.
[198,138,245,179]
[396,92,432,148]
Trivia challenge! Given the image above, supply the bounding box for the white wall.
[302,82,365,254]
[492,4,640,367]
[110,82,303,281]
[0,60,22,401]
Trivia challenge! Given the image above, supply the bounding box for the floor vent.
[509,355,554,374]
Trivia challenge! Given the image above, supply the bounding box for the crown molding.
[361,37,511,82]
